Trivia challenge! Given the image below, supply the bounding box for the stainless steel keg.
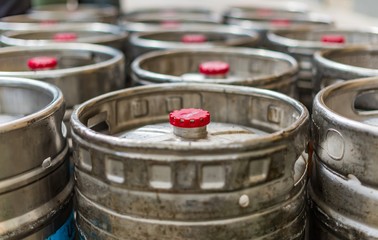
[120,8,218,33]
[314,46,378,94]
[310,77,378,239]
[0,23,127,53]
[131,48,299,97]
[0,4,118,32]
[223,3,333,45]
[128,25,260,58]
[267,28,378,109]
[0,43,125,127]
[30,3,119,23]
[71,83,310,239]
[0,77,74,239]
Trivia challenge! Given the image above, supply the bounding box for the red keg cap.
[181,34,207,43]
[27,56,58,70]
[169,108,210,128]
[271,18,291,27]
[53,32,77,42]
[199,61,230,76]
[321,34,345,44]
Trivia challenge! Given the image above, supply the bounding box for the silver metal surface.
[128,25,260,58]
[131,48,299,97]
[0,23,127,54]
[30,3,119,24]
[267,28,378,109]
[120,8,218,33]
[71,83,310,239]
[0,77,74,239]
[310,77,378,239]
[314,46,378,93]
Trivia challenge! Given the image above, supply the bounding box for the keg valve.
[27,56,58,70]
[199,61,229,79]
[169,108,210,139]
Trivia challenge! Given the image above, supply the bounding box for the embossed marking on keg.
[239,194,250,208]
[326,129,345,160]
[149,165,172,189]
[105,158,125,184]
[201,165,226,189]
[166,96,183,112]
[132,99,149,117]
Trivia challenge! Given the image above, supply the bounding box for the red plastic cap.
[271,19,291,27]
[53,32,77,42]
[199,61,230,76]
[321,34,345,44]
[169,108,210,128]
[28,56,58,70]
[181,34,207,43]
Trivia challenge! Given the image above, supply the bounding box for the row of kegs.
[0,1,377,240]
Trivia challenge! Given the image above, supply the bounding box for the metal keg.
[0,77,74,239]
[131,48,299,97]
[223,3,333,45]
[267,28,378,109]
[314,46,378,93]
[310,77,378,239]
[0,23,127,53]
[128,25,260,58]
[0,43,125,128]
[120,8,218,33]
[71,83,310,239]
[30,3,119,24]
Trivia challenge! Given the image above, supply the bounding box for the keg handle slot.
[354,89,378,115]
[87,112,110,134]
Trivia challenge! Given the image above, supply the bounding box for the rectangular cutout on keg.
[105,158,125,184]
[248,158,271,184]
[79,148,92,172]
[87,111,109,134]
[267,105,282,124]
[132,99,149,117]
[149,165,172,189]
[165,96,183,112]
[201,165,226,190]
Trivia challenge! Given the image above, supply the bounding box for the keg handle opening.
[169,108,210,139]
[353,89,378,115]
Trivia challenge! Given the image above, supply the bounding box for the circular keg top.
[321,34,345,44]
[199,61,230,76]
[28,56,58,70]
[169,108,210,128]
[181,34,207,43]
[0,23,127,47]
[267,28,378,50]
[53,32,78,42]
[131,47,298,88]
[129,25,260,52]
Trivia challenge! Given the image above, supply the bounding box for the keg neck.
[169,108,210,140]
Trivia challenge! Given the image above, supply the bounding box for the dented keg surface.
[0,43,125,126]
[71,83,310,240]
[120,8,219,33]
[314,46,378,94]
[0,77,74,239]
[267,28,378,109]
[310,77,378,239]
[128,25,260,58]
[131,48,299,97]
[223,4,333,43]
[0,23,128,53]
